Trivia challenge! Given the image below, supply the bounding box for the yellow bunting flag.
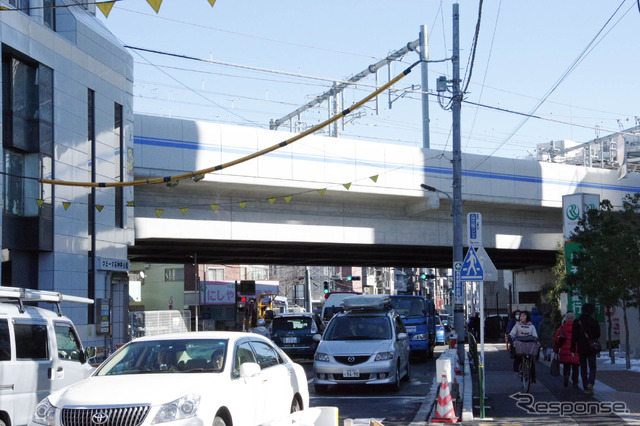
[146,0,162,13]
[343,183,352,190]
[127,201,135,207]
[284,196,292,203]
[36,199,44,208]
[207,0,216,6]
[96,1,115,18]
[210,204,219,211]
[155,209,164,217]
[238,202,247,208]
[317,188,327,196]
[268,198,277,205]
[95,205,104,212]
[63,202,71,210]
[180,208,189,215]
[370,175,379,183]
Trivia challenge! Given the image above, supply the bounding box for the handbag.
[556,328,566,347]
[579,319,601,354]
[588,338,602,354]
[550,353,560,376]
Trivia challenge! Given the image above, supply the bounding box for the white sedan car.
[30,331,309,426]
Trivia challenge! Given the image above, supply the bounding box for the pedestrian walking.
[251,318,271,339]
[530,306,543,331]
[553,311,580,388]
[538,311,556,361]
[571,303,601,395]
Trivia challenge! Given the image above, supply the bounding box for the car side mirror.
[313,334,322,342]
[397,332,408,341]
[82,346,96,364]
[239,362,261,378]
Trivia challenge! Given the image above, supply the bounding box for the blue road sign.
[461,245,484,281]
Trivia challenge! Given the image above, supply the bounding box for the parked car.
[29,331,309,426]
[435,315,446,345]
[270,312,324,358]
[313,295,410,393]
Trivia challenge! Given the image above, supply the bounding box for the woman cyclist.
[510,310,539,383]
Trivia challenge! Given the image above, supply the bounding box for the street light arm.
[420,183,453,216]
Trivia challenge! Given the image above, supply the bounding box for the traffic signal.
[323,281,330,294]
[420,273,427,280]
[346,276,361,281]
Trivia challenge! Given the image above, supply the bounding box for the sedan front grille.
[334,355,370,365]
[61,406,150,426]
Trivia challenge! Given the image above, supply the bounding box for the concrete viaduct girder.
[129,114,640,270]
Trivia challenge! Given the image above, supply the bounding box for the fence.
[129,310,191,340]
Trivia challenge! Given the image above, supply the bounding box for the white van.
[320,292,361,325]
[0,287,95,426]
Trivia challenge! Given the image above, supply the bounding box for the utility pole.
[451,2,466,365]
[420,25,430,149]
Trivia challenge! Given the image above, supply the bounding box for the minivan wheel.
[403,359,411,381]
[391,364,401,391]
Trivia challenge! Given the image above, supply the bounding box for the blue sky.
[99,0,640,159]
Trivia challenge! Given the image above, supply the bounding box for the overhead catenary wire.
[471,0,631,169]
[39,60,421,188]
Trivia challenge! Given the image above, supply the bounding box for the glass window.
[14,323,48,360]
[9,0,29,14]
[206,268,224,281]
[43,0,55,30]
[164,268,184,282]
[233,342,257,378]
[250,341,280,369]
[0,319,10,361]
[54,323,82,361]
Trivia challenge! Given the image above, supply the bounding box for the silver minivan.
[313,295,410,393]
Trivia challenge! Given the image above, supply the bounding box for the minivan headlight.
[315,352,329,362]
[375,352,394,361]
[412,333,428,341]
[32,398,57,426]
[151,394,201,424]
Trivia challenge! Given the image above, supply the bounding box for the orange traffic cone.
[431,373,458,423]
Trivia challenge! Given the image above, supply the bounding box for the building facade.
[0,0,133,348]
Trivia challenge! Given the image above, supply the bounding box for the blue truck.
[389,295,437,359]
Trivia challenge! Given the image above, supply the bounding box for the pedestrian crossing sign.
[461,245,484,281]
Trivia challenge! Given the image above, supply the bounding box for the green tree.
[567,196,640,369]
[543,243,568,327]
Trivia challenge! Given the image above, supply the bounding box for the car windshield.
[389,297,425,318]
[95,339,228,376]
[272,316,313,332]
[324,315,391,341]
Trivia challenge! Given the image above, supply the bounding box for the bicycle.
[518,353,534,392]
[512,335,540,392]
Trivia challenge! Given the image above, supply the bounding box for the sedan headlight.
[32,398,57,426]
[151,394,201,424]
[314,352,329,362]
[412,333,428,341]
[375,352,395,361]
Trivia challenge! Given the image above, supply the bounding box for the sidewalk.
[469,343,640,424]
